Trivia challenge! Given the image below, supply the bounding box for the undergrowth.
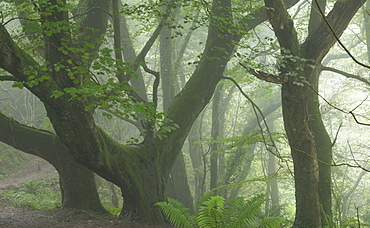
[156,193,290,228]
[0,178,61,210]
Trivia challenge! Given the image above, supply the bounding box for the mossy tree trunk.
[263,0,365,226]
[0,113,107,213]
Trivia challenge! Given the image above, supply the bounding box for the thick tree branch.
[302,0,366,63]
[0,24,59,105]
[311,0,369,69]
[0,74,18,81]
[264,0,300,55]
[236,0,299,40]
[0,112,67,165]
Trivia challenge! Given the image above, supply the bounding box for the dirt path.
[0,206,172,228]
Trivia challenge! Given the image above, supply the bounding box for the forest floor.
[0,158,172,228]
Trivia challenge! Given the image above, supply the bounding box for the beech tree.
[257,0,366,226]
[1,0,286,223]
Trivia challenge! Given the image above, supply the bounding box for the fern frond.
[255,217,287,228]
[197,196,225,228]
[224,194,265,227]
[156,199,196,228]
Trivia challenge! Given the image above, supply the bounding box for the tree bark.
[0,113,107,213]
[264,0,365,226]
[210,83,223,193]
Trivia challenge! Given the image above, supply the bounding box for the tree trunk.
[188,119,205,205]
[210,83,223,193]
[0,113,107,213]
[308,66,333,226]
[59,160,107,212]
[282,83,321,227]
[307,1,333,226]
[166,154,195,213]
[264,0,365,226]
[265,118,280,217]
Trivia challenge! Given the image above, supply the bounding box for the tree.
[259,0,366,226]
[0,0,305,223]
[0,0,236,223]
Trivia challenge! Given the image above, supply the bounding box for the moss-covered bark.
[0,113,107,213]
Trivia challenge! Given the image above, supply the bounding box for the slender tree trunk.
[265,118,280,217]
[210,83,223,193]
[160,11,194,211]
[188,119,205,205]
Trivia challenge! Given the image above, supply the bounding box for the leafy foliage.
[156,198,197,228]
[156,193,287,228]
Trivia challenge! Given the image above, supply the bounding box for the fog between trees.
[0,0,370,227]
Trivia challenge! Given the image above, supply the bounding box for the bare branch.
[239,62,287,84]
[313,0,368,68]
[291,143,370,173]
[130,14,170,79]
[222,76,283,160]
[321,65,370,86]
[308,85,370,127]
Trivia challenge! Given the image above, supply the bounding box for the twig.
[290,142,370,173]
[221,76,283,160]
[314,0,370,69]
[331,122,342,148]
[308,84,370,126]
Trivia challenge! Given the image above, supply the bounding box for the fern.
[156,198,196,228]
[197,196,225,228]
[224,195,266,227]
[157,194,288,228]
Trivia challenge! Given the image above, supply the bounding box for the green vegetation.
[156,193,289,228]
[0,179,61,210]
[0,144,28,180]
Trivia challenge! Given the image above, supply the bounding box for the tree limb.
[311,0,369,69]
[0,75,18,81]
[321,65,370,86]
[302,0,366,63]
[239,62,287,84]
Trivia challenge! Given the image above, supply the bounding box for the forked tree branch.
[313,0,370,69]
